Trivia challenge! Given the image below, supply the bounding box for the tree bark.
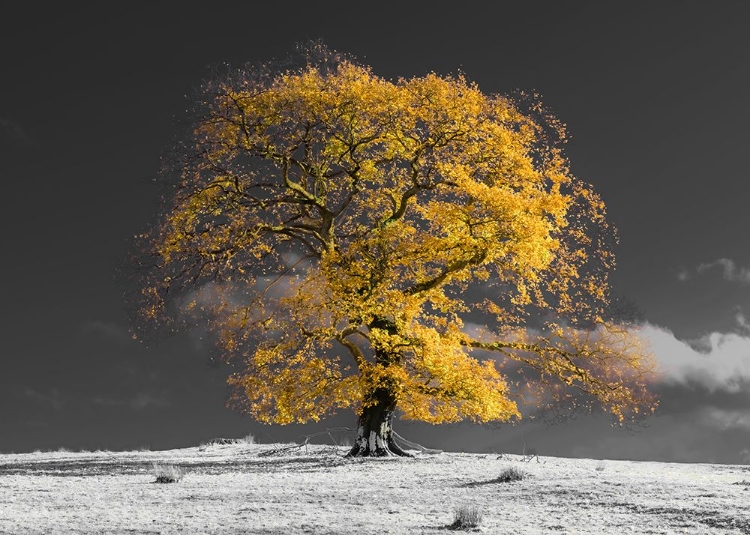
[346,387,411,457]
[346,316,412,457]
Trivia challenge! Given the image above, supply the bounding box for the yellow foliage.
[139,45,657,428]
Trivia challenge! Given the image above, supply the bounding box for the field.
[1,441,749,534]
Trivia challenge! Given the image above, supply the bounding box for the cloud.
[698,406,750,431]
[643,323,750,393]
[423,321,750,464]
[695,258,750,285]
[533,359,750,464]
[735,308,750,334]
[461,319,750,401]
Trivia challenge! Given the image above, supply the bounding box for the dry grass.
[449,504,483,530]
[152,463,183,484]
[494,466,527,483]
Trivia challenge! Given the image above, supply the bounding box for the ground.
[1,442,749,534]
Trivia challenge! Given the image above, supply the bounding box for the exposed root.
[345,436,412,458]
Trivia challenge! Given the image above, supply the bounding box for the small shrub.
[153,463,183,484]
[242,433,255,445]
[462,466,529,488]
[449,504,483,530]
[495,466,526,483]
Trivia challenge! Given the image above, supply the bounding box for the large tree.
[134,43,657,457]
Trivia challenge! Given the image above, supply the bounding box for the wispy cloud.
[699,407,750,431]
[735,308,750,334]
[19,388,66,412]
[682,258,750,285]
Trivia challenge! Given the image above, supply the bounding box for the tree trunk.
[346,388,411,457]
[347,316,412,457]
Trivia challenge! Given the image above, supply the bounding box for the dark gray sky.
[3,2,750,463]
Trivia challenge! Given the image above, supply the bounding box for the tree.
[133,43,657,457]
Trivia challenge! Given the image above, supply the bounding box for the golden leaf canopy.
[138,48,656,427]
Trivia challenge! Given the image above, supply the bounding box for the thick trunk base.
[346,404,412,457]
[346,428,412,457]
[349,340,411,457]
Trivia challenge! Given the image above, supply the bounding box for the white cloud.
[642,323,750,392]
[696,258,750,285]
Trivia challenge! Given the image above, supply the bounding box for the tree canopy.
[134,43,657,455]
